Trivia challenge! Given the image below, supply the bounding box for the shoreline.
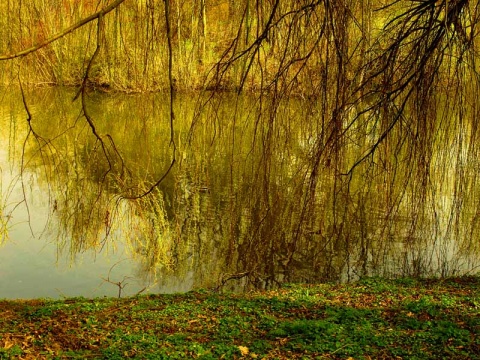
[1,276,478,359]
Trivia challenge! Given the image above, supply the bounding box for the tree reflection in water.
[0,87,478,295]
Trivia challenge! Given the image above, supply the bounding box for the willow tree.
[0,0,479,289]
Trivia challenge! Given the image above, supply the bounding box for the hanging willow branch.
[79,12,113,176]
[75,11,128,190]
[121,0,177,200]
[347,0,472,174]
[1,0,177,200]
[209,0,330,92]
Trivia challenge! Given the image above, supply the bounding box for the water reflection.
[0,87,479,298]
[0,147,151,299]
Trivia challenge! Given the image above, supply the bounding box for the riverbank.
[1,276,479,359]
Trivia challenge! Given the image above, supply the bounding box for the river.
[0,87,478,299]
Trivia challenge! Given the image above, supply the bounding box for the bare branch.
[0,0,128,60]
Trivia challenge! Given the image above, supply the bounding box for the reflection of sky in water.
[0,144,154,299]
[0,92,196,299]
[0,226,146,299]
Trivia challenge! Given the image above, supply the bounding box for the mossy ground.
[0,276,479,359]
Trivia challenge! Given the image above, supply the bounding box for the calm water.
[0,149,148,299]
[0,87,478,299]
[0,88,190,298]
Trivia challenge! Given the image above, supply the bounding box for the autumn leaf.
[3,339,14,349]
[238,345,249,356]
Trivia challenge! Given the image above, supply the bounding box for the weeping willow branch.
[210,0,282,92]
[348,0,472,174]
[121,0,176,200]
[165,0,176,149]
[18,77,36,236]
[78,12,113,183]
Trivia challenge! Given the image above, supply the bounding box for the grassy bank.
[0,276,479,359]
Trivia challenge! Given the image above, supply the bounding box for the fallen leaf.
[238,345,249,356]
[3,340,14,349]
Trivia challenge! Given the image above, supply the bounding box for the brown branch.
[121,0,176,200]
[79,11,113,180]
[0,0,128,60]
[121,159,176,200]
[164,0,176,148]
[214,271,251,292]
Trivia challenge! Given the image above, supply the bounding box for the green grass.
[0,276,479,359]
